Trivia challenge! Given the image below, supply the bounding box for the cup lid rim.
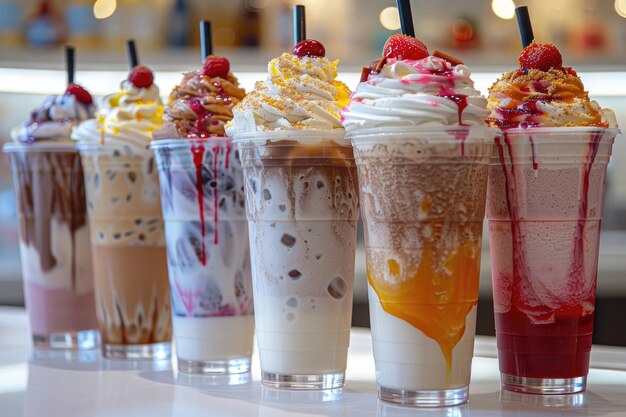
[2,142,77,153]
[150,137,231,149]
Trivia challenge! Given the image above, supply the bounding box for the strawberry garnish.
[292,39,325,58]
[518,42,563,71]
[202,56,230,78]
[127,65,154,88]
[382,34,429,60]
[65,83,93,105]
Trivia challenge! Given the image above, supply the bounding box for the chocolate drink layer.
[81,150,172,346]
[241,138,358,222]
[11,151,88,289]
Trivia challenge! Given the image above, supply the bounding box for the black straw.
[126,39,139,68]
[200,20,212,61]
[293,5,305,44]
[396,0,415,38]
[515,6,534,48]
[65,46,75,85]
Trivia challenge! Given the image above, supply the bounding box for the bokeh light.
[491,0,515,20]
[379,7,401,31]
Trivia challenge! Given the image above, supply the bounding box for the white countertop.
[1,306,626,417]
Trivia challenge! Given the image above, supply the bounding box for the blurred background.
[0,0,625,344]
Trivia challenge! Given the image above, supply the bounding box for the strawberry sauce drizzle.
[529,136,539,170]
[191,144,207,265]
[570,132,603,286]
[183,78,237,254]
[495,135,533,314]
[212,145,220,245]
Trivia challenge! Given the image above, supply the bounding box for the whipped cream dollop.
[225,52,350,135]
[12,94,95,144]
[487,68,617,129]
[156,68,246,139]
[342,56,489,132]
[72,80,163,152]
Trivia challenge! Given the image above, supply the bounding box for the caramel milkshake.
[4,84,99,349]
[343,34,494,406]
[227,39,359,390]
[152,55,255,374]
[72,65,172,359]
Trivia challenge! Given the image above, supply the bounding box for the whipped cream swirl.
[225,53,350,135]
[72,80,163,153]
[342,56,489,132]
[487,68,617,129]
[156,69,246,138]
[13,94,95,144]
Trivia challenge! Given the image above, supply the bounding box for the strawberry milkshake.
[152,55,254,374]
[343,34,495,406]
[486,42,619,394]
[4,83,99,350]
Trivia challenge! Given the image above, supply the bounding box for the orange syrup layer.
[368,238,480,379]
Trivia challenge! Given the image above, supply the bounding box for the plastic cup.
[486,127,621,394]
[3,142,99,350]
[349,126,495,407]
[151,138,254,374]
[78,142,172,360]
[234,130,359,390]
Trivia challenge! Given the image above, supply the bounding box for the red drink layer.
[487,129,616,381]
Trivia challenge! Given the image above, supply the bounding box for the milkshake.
[72,65,172,360]
[226,39,359,389]
[486,42,620,394]
[3,84,99,349]
[343,34,494,406]
[152,55,254,374]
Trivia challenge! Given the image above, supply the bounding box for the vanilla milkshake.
[152,55,254,374]
[343,35,493,406]
[227,40,359,389]
[72,65,172,359]
[4,85,99,349]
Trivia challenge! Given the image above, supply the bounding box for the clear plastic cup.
[349,126,496,407]
[234,130,359,390]
[151,138,254,374]
[3,142,99,350]
[78,142,172,360]
[486,127,621,394]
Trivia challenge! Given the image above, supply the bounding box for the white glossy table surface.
[1,307,626,417]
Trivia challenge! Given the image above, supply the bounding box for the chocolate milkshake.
[4,85,99,349]
[227,40,359,390]
[72,65,172,359]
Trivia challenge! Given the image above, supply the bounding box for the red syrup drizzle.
[529,135,539,170]
[185,80,236,258]
[427,64,469,156]
[191,143,207,265]
[495,134,549,317]
[212,144,220,245]
[570,131,603,290]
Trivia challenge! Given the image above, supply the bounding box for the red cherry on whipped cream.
[383,34,429,60]
[518,42,563,71]
[127,65,154,88]
[292,39,325,58]
[65,83,93,105]
[202,56,230,78]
